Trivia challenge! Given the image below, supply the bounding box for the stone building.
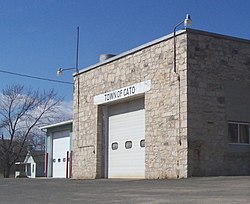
[72,28,250,179]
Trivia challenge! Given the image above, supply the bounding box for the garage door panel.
[108,99,145,178]
[52,131,70,178]
[108,98,144,117]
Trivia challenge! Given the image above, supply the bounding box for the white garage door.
[108,98,145,178]
[52,131,70,178]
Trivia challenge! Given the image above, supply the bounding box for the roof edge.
[75,29,187,76]
[40,119,73,130]
[75,28,250,76]
[186,28,250,44]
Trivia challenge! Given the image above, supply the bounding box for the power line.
[0,69,74,85]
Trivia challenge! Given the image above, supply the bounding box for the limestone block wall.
[72,33,188,179]
[187,30,250,176]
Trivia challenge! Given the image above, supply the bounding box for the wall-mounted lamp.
[184,14,192,27]
[173,14,192,73]
[57,27,80,77]
[172,16,192,176]
[56,26,81,153]
[57,67,77,76]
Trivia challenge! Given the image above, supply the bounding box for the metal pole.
[173,21,184,73]
[173,20,184,179]
[76,27,81,151]
[75,26,79,73]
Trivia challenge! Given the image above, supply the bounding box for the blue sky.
[0,0,249,101]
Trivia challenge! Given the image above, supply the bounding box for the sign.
[94,80,151,105]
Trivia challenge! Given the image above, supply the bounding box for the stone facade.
[72,29,250,179]
[187,30,250,176]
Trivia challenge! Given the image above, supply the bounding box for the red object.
[69,151,73,178]
[66,151,69,178]
[45,153,48,177]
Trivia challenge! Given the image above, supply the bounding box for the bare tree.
[0,84,62,178]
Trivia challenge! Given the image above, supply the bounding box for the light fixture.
[57,68,62,76]
[56,27,80,178]
[57,67,76,76]
[173,14,192,73]
[57,26,81,164]
[184,14,192,27]
[172,15,192,175]
[57,26,79,77]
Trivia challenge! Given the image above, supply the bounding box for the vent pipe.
[99,54,116,62]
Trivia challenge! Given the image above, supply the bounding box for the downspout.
[173,30,182,179]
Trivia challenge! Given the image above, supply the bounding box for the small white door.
[52,131,70,178]
[108,98,145,178]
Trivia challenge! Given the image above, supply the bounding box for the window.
[111,142,118,150]
[140,139,145,148]
[125,141,132,149]
[228,122,250,144]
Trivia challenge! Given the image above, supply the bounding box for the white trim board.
[94,80,151,105]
